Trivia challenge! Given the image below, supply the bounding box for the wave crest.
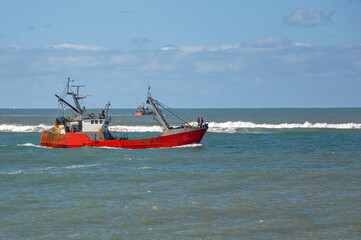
[0,124,51,132]
[1,121,360,133]
[17,143,50,148]
[109,125,162,133]
[208,121,361,133]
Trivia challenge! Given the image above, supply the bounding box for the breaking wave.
[109,125,162,132]
[104,122,361,133]
[65,164,100,169]
[0,124,51,132]
[17,143,49,148]
[1,121,361,133]
[207,121,361,133]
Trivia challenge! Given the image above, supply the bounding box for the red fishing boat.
[135,103,155,116]
[40,78,208,149]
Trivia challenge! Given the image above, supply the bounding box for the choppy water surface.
[1,108,361,239]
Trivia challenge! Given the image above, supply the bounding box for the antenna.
[71,85,85,98]
[66,77,74,94]
[61,77,74,97]
[147,85,151,98]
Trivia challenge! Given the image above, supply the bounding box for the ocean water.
[1,108,360,239]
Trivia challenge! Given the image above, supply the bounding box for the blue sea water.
[0,108,361,239]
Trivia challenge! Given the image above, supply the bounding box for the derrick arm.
[69,92,82,114]
[101,101,111,120]
[147,96,170,130]
[55,94,80,114]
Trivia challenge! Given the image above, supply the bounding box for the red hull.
[40,128,207,149]
[135,112,155,116]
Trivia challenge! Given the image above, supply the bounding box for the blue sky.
[0,0,361,108]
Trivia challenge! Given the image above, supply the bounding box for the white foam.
[41,167,55,171]
[0,166,54,175]
[0,165,100,175]
[65,164,100,169]
[207,121,361,133]
[109,125,162,132]
[139,166,153,170]
[97,146,119,149]
[172,143,204,148]
[0,123,161,133]
[0,124,51,132]
[17,143,50,149]
[2,121,361,134]
[0,170,24,175]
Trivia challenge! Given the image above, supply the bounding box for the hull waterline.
[41,128,207,149]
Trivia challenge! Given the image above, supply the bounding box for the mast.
[59,78,89,118]
[68,92,82,113]
[67,84,86,114]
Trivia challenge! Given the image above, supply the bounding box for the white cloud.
[52,43,106,51]
[142,61,175,72]
[1,40,360,107]
[293,42,311,47]
[283,6,335,27]
[161,46,175,51]
[162,44,241,53]
[219,44,240,50]
[179,46,206,54]
[243,35,290,48]
[0,46,22,50]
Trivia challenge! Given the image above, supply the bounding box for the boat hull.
[135,112,155,116]
[40,128,207,149]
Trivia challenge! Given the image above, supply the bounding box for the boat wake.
[2,121,361,133]
[171,143,204,148]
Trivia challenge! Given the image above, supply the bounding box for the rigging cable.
[150,97,191,126]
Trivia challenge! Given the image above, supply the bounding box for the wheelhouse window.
[91,120,94,124]
[100,120,103,124]
[95,120,98,124]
